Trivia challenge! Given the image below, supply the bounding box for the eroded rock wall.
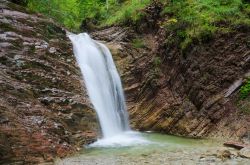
[0,1,97,164]
[1,0,250,163]
[92,23,250,142]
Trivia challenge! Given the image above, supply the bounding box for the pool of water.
[55,133,249,165]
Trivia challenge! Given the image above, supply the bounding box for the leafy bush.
[26,0,250,34]
[27,0,151,30]
[161,0,250,50]
[240,78,250,99]
[27,0,107,30]
[102,0,151,26]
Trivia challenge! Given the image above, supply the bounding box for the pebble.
[49,47,56,53]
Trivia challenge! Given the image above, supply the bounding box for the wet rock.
[93,9,250,140]
[224,141,249,150]
[49,47,56,53]
[0,116,9,124]
[35,41,48,49]
[66,59,72,63]
[39,97,54,105]
[0,1,97,164]
[224,79,242,97]
[239,147,250,159]
[216,149,231,160]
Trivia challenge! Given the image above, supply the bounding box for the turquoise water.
[55,133,249,165]
[81,133,217,156]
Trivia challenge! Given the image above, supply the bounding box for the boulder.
[224,141,250,150]
[239,147,250,159]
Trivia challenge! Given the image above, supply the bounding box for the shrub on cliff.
[161,0,250,50]
[240,78,250,99]
[26,0,152,30]
[25,0,250,34]
[27,0,106,30]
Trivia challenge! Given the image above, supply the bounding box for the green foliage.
[27,0,107,30]
[237,78,250,114]
[27,0,151,30]
[131,38,145,48]
[26,0,250,34]
[28,0,80,30]
[102,0,151,26]
[240,78,250,99]
[161,0,250,50]
[153,56,161,67]
[152,56,161,76]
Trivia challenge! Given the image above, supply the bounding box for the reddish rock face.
[92,19,250,142]
[1,0,250,163]
[0,1,97,164]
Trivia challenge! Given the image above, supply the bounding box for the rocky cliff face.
[0,1,97,164]
[1,0,250,164]
[92,17,250,143]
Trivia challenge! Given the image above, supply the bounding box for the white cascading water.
[68,33,148,147]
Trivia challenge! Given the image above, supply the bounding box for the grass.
[240,78,250,99]
[237,78,250,114]
[131,38,145,48]
[161,0,250,50]
[237,97,250,114]
[27,0,85,30]
[27,0,151,31]
[152,56,161,76]
[153,57,161,67]
[26,0,250,43]
[101,0,151,26]
[28,0,250,35]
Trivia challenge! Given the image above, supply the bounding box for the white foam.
[88,131,150,148]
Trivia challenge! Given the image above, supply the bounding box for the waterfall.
[68,33,147,147]
[68,33,130,137]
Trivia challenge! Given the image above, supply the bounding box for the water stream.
[68,33,147,147]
